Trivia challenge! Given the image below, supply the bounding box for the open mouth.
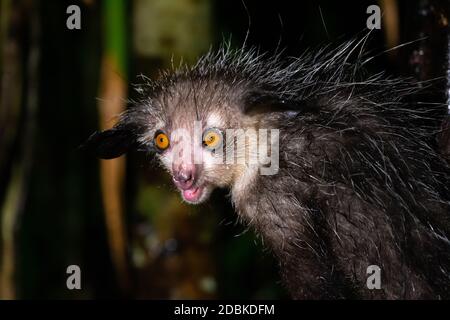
[182,185,204,203]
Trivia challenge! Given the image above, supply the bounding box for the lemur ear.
[82,127,135,159]
[242,91,313,116]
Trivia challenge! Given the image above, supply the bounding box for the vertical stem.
[0,0,39,299]
[98,0,130,292]
[380,0,400,58]
[1,166,22,299]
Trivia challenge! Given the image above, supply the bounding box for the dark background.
[0,0,448,299]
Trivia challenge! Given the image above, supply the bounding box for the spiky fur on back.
[86,37,450,299]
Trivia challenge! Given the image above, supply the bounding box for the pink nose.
[173,163,196,190]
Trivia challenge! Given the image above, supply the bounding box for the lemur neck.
[230,165,303,255]
[230,164,259,210]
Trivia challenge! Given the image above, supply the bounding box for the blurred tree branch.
[0,0,39,299]
[98,0,130,292]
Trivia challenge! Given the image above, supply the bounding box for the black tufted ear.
[81,127,136,159]
[242,90,316,116]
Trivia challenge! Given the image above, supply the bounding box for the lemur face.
[143,79,285,203]
[150,110,240,204]
[84,80,258,204]
[83,75,284,204]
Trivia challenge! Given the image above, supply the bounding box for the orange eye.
[202,128,222,150]
[154,131,170,151]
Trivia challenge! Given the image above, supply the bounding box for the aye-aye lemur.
[84,38,450,299]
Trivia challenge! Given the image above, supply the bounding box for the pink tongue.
[183,187,199,201]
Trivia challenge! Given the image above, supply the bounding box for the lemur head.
[83,48,307,204]
[84,77,286,204]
